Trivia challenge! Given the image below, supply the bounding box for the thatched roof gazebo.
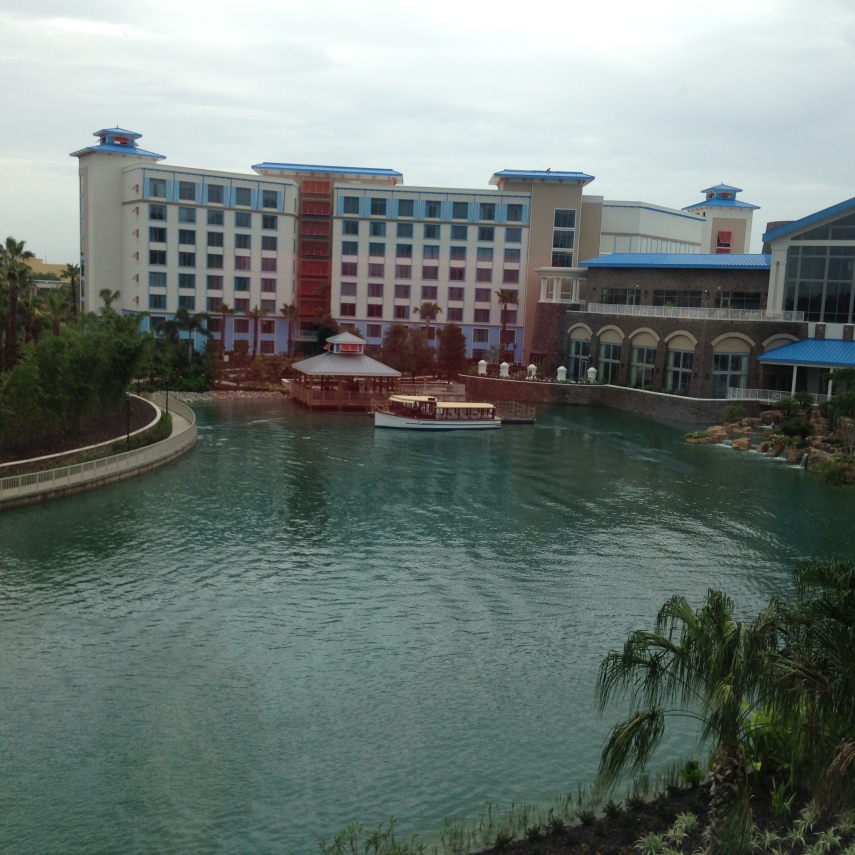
[290,332,401,410]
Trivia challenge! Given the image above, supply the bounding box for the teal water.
[1,402,852,854]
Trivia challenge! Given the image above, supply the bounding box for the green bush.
[775,397,801,418]
[721,404,746,423]
[781,417,813,439]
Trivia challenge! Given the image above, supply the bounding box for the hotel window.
[149,250,166,265]
[506,204,523,222]
[450,246,467,261]
[262,214,278,230]
[630,346,657,388]
[424,224,440,240]
[261,320,275,334]
[342,241,358,256]
[261,235,277,251]
[421,286,438,301]
[712,353,748,398]
[601,288,638,305]
[149,315,166,329]
[422,266,439,280]
[395,264,412,278]
[479,203,496,221]
[715,291,762,311]
[149,271,166,287]
[396,222,413,238]
[448,287,464,301]
[368,263,385,277]
[207,232,223,248]
[178,295,195,310]
[552,209,576,267]
[340,302,356,317]
[504,310,517,325]
[234,319,249,334]
[568,337,590,381]
[370,221,387,237]
[341,282,357,297]
[149,204,166,221]
[475,288,491,303]
[342,196,360,215]
[478,227,494,242]
[261,278,276,292]
[235,187,252,207]
[451,225,468,240]
[396,244,413,258]
[207,275,224,290]
[425,200,441,218]
[476,268,492,283]
[394,305,410,319]
[207,254,224,269]
[178,181,195,201]
[505,227,521,243]
[474,308,490,323]
[234,301,250,315]
[422,245,439,260]
[371,197,388,217]
[369,242,385,257]
[397,198,414,218]
[502,269,519,283]
[149,293,166,310]
[667,350,693,393]
[234,256,251,271]
[149,178,166,198]
[235,233,251,250]
[367,304,383,318]
[178,273,196,289]
[259,339,274,353]
[234,277,250,292]
[207,184,224,204]
[598,343,622,384]
[178,229,196,246]
[208,210,224,226]
[207,298,222,313]
[261,299,275,313]
[652,290,702,308]
[504,248,521,263]
[368,283,384,298]
[716,230,732,254]
[262,190,278,209]
[449,267,465,281]
[178,207,196,224]
[394,284,411,299]
[341,261,357,276]
[473,328,489,343]
[477,247,493,262]
[343,220,359,236]
[235,212,252,228]
[367,324,382,338]
[452,201,469,220]
[447,307,463,322]
[261,257,277,272]
[149,226,166,243]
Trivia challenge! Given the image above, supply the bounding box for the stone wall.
[462,375,764,424]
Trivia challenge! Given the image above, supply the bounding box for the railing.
[289,384,375,407]
[727,387,829,404]
[0,394,196,508]
[577,304,805,322]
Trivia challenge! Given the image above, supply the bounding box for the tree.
[495,288,519,361]
[436,323,467,381]
[99,288,120,309]
[216,302,234,360]
[408,328,434,380]
[280,302,299,357]
[174,306,210,361]
[380,322,412,374]
[414,301,442,338]
[1,236,35,369]
[247,305,268,358]
[597,589,783,854]
[45,287,71,336]
[63,263,81,318]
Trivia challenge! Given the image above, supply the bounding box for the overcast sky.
[2,0,854,262]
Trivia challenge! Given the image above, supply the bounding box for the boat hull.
[374,410,501,430]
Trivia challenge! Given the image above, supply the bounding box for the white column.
[828,368,834,398]
[540,277,548,302]
[791,364,798,395]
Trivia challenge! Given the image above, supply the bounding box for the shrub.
[721,404,746,423]
[775,397,801,418]
[685,430,707,440]
[781,417,813,439]
[793,390,815,410]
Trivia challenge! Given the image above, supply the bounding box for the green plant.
[604,799,624,819]
[635,831,666,854]
[722,404,746,424]
[578,808,597,826]
[685,430,707,440]
[781,417,813,439]
[679,760,704,787]
[493,830,513,851]
[525,824,543,841]
[793,390,815,411]
[770,780,795,823]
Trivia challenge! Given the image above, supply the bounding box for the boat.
[374,395,501,430]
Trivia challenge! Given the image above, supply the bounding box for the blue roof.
[762,196,855,243]
[252,162,403,179]
[758,338,855,368]
[94,127,141,139]
[580,253,771,270]
[490,169,595,185]
[70,143,165,159]
[701,183,742,193]
[683,198,760,210]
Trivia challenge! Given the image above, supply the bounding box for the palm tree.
[495,288,519,362]
[247,305,268,358]
[45,287,71,336]
[1,236,35,369]
[99,288,120,309]
[174,306,210,361]
[63,262,81,319]
[414,301,442,344]
[280,302,299,357]
[216,302,234,360]
[597,589,784,854]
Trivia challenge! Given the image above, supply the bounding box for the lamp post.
[125,393,131,451]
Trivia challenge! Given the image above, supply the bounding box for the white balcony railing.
[568,303,805,323]
[727,388,829,404]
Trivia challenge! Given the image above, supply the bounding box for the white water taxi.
[374,395,501,430]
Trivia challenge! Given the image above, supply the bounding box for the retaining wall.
[0,394,197,511]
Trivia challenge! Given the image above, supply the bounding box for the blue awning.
[758,338,855,368]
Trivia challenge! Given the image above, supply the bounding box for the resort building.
[72,127,742,362]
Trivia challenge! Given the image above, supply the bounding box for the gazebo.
[290,332,401,410]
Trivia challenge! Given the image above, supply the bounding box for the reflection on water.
[1,401,852,854]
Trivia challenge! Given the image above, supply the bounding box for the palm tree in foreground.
[1,236,35,369]
[216,302,234,360]
[597,589,783,854]
[495,288,518,362]
[247,305,268,358]
[63,262,81,318]
[280,302,299,357]
[414,301,441,339]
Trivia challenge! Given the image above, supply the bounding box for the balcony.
[566,303,805,323]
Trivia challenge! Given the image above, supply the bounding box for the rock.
[731,437,751,451]
[757,441,770,454]
[706,426,728,443]
[767,440,787,458]
[786,446,806,465]
[743,417,762,427]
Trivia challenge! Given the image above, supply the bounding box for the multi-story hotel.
[72,127,757,363]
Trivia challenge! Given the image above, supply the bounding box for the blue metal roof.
[70,143,165,159]
[762,196,855,243]
[580,253,771,270]
[94,127,141,138]
[683,198,760,210]
[701,183,742,193]
[252,162,403,179]
[490,169,595,185]
[758,338,855,368]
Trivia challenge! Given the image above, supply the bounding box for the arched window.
[597,327,623,384]
[712,336,752,398]
[567,325,591,381]
[665,333,696,393]
[629,330,659,389]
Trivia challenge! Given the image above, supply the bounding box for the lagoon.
[1,401,851,854]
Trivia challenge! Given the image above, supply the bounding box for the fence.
[584,303,804,322]
[727,387,829,405]
[0,394,197,510]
